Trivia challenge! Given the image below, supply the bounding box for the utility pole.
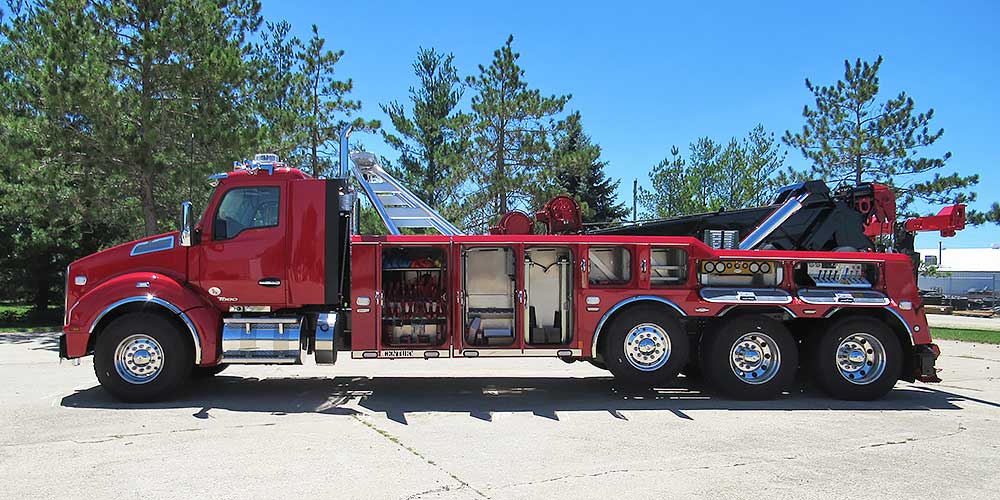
[632,178,638,223]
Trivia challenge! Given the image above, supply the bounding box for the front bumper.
[914,343,941,383]
[59,330,89,360]
[59,333,67,359]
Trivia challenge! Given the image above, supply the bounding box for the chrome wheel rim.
[729,332,780,385]
[114,334,165,384]
[836,332,886,385]
[624,323,671,371]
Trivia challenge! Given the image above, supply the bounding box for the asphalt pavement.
[1,331,998,500]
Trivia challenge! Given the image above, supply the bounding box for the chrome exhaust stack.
[314,312,339,365]
[339,124,353,178]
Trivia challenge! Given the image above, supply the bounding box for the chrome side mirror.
[180,201,194,247]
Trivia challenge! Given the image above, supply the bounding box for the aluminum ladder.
[349,151,463,236]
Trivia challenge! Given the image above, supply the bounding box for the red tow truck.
[60,133,964,402]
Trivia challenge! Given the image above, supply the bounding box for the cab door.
[196,183,288,308]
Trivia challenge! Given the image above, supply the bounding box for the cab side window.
[213,186,280,240]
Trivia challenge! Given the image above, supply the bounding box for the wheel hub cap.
[114,334,165,385]
[730,332,780,385]
[624,323,672,372]
[847,349,866,364]
[836,332,886,385]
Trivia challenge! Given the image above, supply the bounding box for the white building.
[916,247,1000,295]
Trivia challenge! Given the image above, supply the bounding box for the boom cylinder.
[738,193,810,250]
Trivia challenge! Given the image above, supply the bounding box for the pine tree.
[91,0,264,235]
[299,24,378,175]
[640,126,784,218]
[741,125,786,207]
[639,146,694,218]
[541,111,627,223]
[381,48,469,211]
[464,35,569,230]
[252,21,307,164]
[783,56,978,215]
[0,0,145,312]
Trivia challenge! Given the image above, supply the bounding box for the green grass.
[0,325,60,333]
[0,303,63,331]
[931,327,1000,344]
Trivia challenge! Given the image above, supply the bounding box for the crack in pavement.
[490,423,972,493]
[490,462,758,491]
[350,414,490,499]
[860,422,967,449]
[950,354,1000,363]
[0,422,277,448]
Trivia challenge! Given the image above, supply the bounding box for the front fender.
[64,272,220,365]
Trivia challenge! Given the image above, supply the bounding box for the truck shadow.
[0,331,61,352]
[59,375,994,423]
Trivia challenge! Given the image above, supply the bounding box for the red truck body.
[60,160,950,402]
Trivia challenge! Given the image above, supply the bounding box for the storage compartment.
[793,261,879,289]
[589,247,631,286]
[698,259,780,287]
[525,247,573,345]
[650,247,689,286]
[381,246,448,348]
[463,247,517,346]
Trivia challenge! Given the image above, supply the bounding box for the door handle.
[258,278,281,287]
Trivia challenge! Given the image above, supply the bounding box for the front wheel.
[93,312,193,402]
[812,317,902,400]
[601,305,689,386]
[701,315,798,400]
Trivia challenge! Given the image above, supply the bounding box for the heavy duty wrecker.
[60,130,965,402]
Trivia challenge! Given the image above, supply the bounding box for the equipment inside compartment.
[463,247,517,346]
[524,247,573,345]
[381,246,448,347]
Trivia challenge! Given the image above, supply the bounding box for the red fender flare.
[65,272,220,365]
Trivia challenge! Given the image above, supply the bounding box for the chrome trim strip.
[883,307,916,344]
[590,295,686,357]
[718,305,798,318]
[89,296,202,364]
[823,306,915,344]
[222,317,299,324]
[798,289,890,306]
[699,287,793,304]
[129,236,175,256]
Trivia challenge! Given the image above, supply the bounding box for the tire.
[191,364,228,379]
[812,317,902,401]
[701,315,798,400]
[601,305,688,386]
[93,312,193,402]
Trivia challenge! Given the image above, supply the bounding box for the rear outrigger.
[60,129,962,402]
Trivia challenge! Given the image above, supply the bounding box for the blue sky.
[262,0,999,249]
